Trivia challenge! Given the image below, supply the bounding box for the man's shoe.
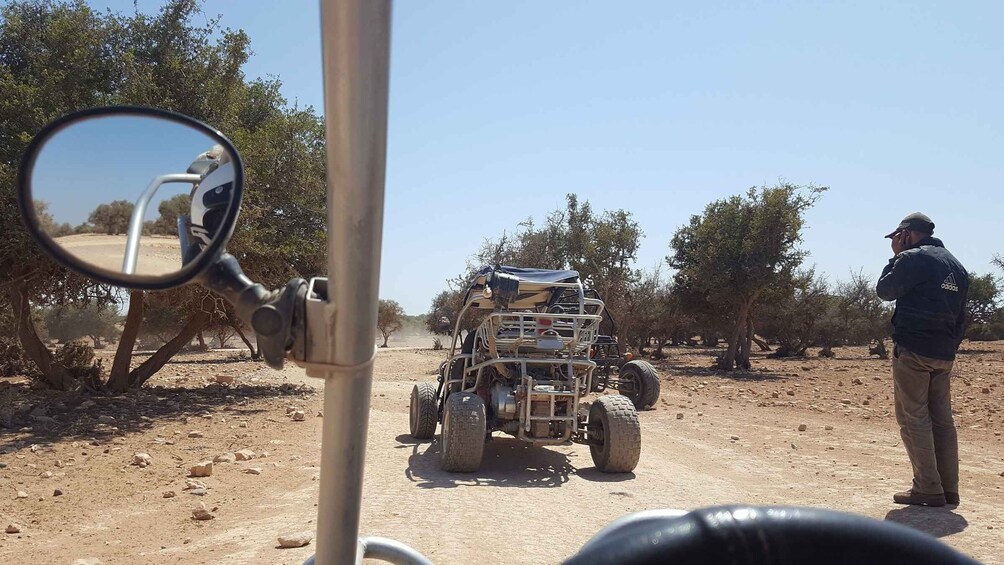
[893,490,946,507]
[945,492,960,505]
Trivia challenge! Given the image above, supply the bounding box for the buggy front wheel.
[588,395,641,473]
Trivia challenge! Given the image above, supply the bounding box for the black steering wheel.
[564,505,980,565]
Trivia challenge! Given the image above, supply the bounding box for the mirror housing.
[16,105,244,290]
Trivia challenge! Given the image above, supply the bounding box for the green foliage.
[619,268,695,354]
[833,270,893,349]
[34,200,74,237]
[0,337,34,377]
[757,269,833,357]
[668,183,826,369]
[966,272,999,326]
[425,289,469,336]
[152,193,191,235]
[53,339,102,386]
[965,271,1003,340]
[966,312,1004,341]
[42,301,121,346]
[87,199,133,235]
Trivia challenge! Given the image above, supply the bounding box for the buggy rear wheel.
[588,395,641,473]
[409,382,438,439]
[440,392,486,472]
[618,360,661,410]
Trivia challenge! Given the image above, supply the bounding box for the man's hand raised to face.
[891,231,909,256]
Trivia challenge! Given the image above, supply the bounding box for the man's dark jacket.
[876,237,969,361]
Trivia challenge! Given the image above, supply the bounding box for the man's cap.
[885,212,935,238]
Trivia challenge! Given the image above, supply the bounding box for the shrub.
[0,337,35,378]
[54,341,103,387]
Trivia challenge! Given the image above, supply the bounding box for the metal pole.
[122,173,200,273]
[314,1,392,564]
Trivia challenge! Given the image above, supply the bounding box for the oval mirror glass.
[22,112,241,285]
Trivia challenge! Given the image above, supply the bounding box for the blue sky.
[94,0,1003,314]
[33,115,220,226]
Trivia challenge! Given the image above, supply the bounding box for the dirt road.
[54,233,182,275]
[2,346,1002,564]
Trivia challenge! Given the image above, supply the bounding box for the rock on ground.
[132,453,152,467]
[189,461,213,477]
[6,524,22,534]
[277,531,313,548]
[235,449,255,461]
[192,502,214,521]
[213,452,236,464]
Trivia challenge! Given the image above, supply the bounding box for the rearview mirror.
[17,106,244,290]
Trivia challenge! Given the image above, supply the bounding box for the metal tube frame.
[311,1,394,564]
[122,173,201,273]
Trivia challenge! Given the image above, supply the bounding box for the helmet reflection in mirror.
[181,145,234,265]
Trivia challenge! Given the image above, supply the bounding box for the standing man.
[876,212,969,507]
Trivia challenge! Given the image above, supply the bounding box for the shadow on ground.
[396,434,634,489]
[0,380,315,451]
[884,506,969,538]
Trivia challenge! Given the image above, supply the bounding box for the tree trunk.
[752,334,771,352]
[6,282,73,389]
[741,317,754,369]
[108,290,144,392]
[718,301,752,370]
[381,333,390,348]
[197,331,206,349]
[232,322,260,359]
[126,311,210,389]
[869,339,889,359]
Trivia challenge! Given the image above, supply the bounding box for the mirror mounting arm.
[196,253,307,369]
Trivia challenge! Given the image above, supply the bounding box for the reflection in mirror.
[30,115,237,278]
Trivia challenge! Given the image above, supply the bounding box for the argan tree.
[667,184,826,370]
[87,200,134,235]
[377,299,405,348]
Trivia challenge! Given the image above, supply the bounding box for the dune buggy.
[409,266,650,473]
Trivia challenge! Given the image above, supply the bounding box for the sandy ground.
[1,344,1002,564]
[53,233,182,276]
